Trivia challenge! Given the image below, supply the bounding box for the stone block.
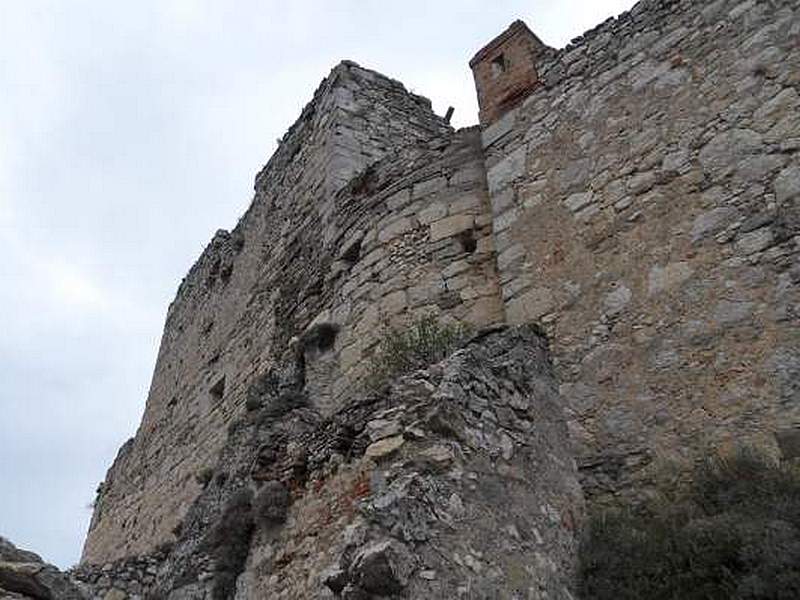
[466,296,503,325]
[490,187,516,216]
[662,149,690,173]
[429,214,474,242]
[448,191,483,215]
[380,290,408,315]
[481,108,518,147]
[735,227,774,255]
[754,87,799,126]
[417,200,448,225]
[475,234,494,255]
[557,158,592,193]
[627,171,657,195]
[450,164,486,186]
[564,191,594,213]
[497,243,526,272]
[505,286,554,324]
[492,208,519,233]
[487,145,527,194]
[442,260,471,280]
[355,305,380,336]
[412,176,447,199]
[338,343,363,374]
[604,284,632,316]
[713,300,755,326]
[699,129,762,178]
[365,436,405,460]
[362,247,386,268]
[408,283,438,307]
[378,218,414,243]
[648,262,693,295]
[385,188,412,211]
[576,203,600,222]
[691,206,740,243]
[736,154,785,180]
[774,165,800,202]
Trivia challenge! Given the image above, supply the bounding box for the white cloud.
[44,258,110,311]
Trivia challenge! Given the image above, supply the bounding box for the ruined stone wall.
[79,327,581,600]
[238,326,582,600]
[82,61,455,564]
[303,127,504,412]
[82,0,800,584]
[482,0,800,501]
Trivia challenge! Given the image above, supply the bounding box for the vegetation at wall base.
[579,446,800,600]
[204,488,255,600]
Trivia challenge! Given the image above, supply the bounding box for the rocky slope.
[0,537,83,600]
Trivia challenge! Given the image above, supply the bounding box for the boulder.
[0,537,84,600]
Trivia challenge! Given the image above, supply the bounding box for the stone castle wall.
[77,327,584,600]
[82,0,800,585]
[482,0,800,501]
[235,326,583,600]
[305,126,504,412]
[82,62,457,564]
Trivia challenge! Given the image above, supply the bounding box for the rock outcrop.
[0,537,84,600]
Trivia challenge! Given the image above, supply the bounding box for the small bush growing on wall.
[195,467,214,487]
[579,445,800,600]
[366,315,471,389]
[253,480,290,526]
[204,488,255,600]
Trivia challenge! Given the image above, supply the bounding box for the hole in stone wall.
[301,322,340,354]
[220,263,233,283]
[458,229,478,254]
[349,165,379,196]
[201,319,214,337]
[491,53,507,77]
[341,238,361,265]
[210,375,226,401]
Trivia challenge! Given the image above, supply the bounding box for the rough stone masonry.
[56,0,799,598]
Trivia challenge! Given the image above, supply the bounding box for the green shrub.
[366,315,471,389]
[695,446,800,527]
[204,488,255,600]
[195,467,214,487]
[253,480,290,526]
[580,446,800,600]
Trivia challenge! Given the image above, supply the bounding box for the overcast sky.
[0,0,638,568]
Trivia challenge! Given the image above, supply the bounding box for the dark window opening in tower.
[491,53,507,77]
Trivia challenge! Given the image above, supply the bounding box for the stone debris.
[82,325,582,599]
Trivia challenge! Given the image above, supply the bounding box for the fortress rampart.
[82,3,799,593]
